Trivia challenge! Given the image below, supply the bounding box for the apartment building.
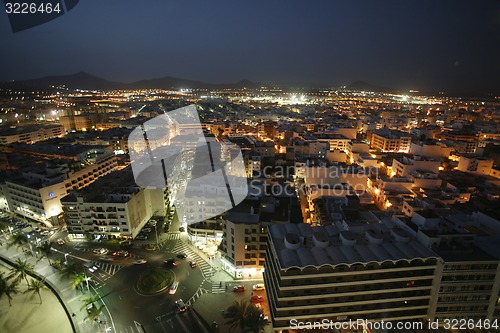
[59,114,93,132]
[3,148,118,226]
[220,195,296,279]
[264,222,441,331]
[314,133,351,152]
[0,124,64,144]
[61,166,164,240]
[371,129,411,153]
[392,155,440,177]
[410,141,452,160]
[457,155,494,175]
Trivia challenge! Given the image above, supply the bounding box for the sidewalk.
[0,242,114,333]
[0,263,72,333]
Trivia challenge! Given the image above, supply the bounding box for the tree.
[24,277,47,304]
[7,232,28,250]
[59,262,79,279]
[224,300,251,332]
[80,292,101,310]
[70,273,88,291]
[84,304,104,322]
[244,305,268,333]
[37,241,54,264]
[8,258,34,286]
[0,275,20,306]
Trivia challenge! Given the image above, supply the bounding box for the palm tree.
[8,258,34,286]
[84,304,104,322]
[7,232,28,250]
[80,292,101,311]
[70,273,88,291]
[59,262,79,279]
[244,304,268,333]
[224,300,251,332]
[24,277,47,304]
[37,241,54,264]
[0,277,20,306]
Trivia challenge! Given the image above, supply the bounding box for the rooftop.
[269,222,438,269]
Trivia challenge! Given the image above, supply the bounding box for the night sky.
[1,0,499,92]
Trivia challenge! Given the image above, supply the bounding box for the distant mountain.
[0,72,262,90]
[0,71,122,90]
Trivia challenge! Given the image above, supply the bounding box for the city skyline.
[1,0,499,93]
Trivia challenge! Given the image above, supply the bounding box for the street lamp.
[154,224,159,248]
[84,274,90,292]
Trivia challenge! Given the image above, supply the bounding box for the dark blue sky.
[1,0,499,91]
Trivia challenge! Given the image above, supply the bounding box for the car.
[83,262,98,273]
[120,239,132,246]
[112,250,129,257]
[169,281,179,294]
[175,299,187,313]
[92,248,108,255]
[148,220,157,227]
[145,245,157,251]
[135,235,148,241]
[32,227,41,232]
[179,227,185,232]
[177,253,187,259]
[57,239,65,245]
[142,228,152,233]
[164,258,179,266]
[252,284,265,291]
[251,295,264,303]
[189,261,197,268]
[233,285,245,292]
[133,259,147,265]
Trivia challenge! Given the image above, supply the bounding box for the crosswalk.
[91,261,123,275]
[186,287,209,307]
[171,241,213,280]
[164,233,180,241]
[211,282,225,294]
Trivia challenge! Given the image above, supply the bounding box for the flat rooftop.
[269,222,438,269]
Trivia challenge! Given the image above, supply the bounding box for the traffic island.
[135,268,173,295]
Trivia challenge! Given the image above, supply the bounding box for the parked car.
[169,281,179,294]
[57,239,65,245]
[175,299,187,313]
[135,235,148,240]
[251,295,264,303]
[142,228,152,233]
[83,262,98,273]
[233,285,245,292]
[252,284,265,291]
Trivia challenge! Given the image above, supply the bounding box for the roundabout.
[135,267,174,295]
